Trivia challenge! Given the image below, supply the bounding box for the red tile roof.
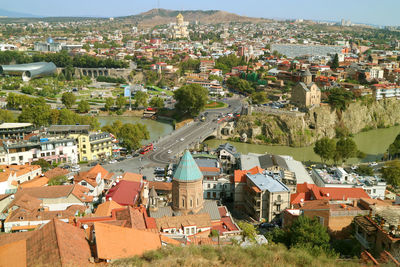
[106,180,142,206]
[291,183,370,204]
[234,166,264,183]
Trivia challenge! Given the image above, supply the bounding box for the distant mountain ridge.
[118,8,267,26]
[0,8,38,18]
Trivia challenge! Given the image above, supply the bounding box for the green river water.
[205,126,400,164]
[97,116,173,144]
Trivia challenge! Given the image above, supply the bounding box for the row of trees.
[314,137,359,164]
[0,51,129,69]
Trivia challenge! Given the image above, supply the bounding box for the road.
[94,97,243,179]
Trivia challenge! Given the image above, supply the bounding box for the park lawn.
[205,101,227,109]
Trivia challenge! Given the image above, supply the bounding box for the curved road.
[148,97,242,164]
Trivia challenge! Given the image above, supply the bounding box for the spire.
[173,151,203,182]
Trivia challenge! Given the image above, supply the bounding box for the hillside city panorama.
[0,2,400,266]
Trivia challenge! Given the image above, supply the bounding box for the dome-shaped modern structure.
[172,151,204,214]
[0,62,57,81]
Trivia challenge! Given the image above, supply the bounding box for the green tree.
[18,104,52,126]
[82,43,91,52]
[35,159,51,172]
[48,175,68,185]
[0,109,15,122]
[237,221,258,242]
[104,97,114,111]
[327,88,354,111]
[117,123,149,151]
[134,91,148,108]
[356,165,374,176]
[174,84,209,117]
[335,137,358,164]
[314,137,336,163]
[287,216,331,253]
[77,100,90,113]
[149,97,164,108]
[251,92,268,104]
[330,53,339,69]
[381,160,400,187]
[116,95,127,110]
[61,92,76,109]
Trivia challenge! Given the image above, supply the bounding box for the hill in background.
[0,8,38,18]
[118,8,268,27]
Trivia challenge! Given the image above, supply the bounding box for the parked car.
[71,165,80,172]
[155,167,165,172]
[167,150,172,154]
[369,162,378,167]
[109,159,117,164]
[126,155,133,159]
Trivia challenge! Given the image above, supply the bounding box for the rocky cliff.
[235,98,400,147]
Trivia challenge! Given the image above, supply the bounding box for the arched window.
[197,198,199,206]
[277,195,281,201]
[190,199,193,208]
[182,198,185,207]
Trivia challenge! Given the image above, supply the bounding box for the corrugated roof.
[247,173,290,193]
[199,200,221,221]
[173,151,203,182]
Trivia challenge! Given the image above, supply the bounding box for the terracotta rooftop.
[147,181,172,191]
[0,164,41,182]
[0,239,26,267]
[94,200,124,217]
[19,176,49,189]
[94,222,162,260]
[26,219,92,267]
[155,213,211,231]
[234,166,264,183]
[106,180,142,206]
[121,172,142,182]
[6,205,85,223]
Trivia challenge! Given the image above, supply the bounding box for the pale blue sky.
[3,0,399,26]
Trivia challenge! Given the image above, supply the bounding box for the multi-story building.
[244,171,291,222]
[47,125,113,161]
[311,167,386,199]
[199,60,215,73]
[0,123,35,141]
[0,136,78,165]
[372,84,400,100]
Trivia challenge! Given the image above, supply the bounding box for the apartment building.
[0,164,42,194]
[244,172,291,222]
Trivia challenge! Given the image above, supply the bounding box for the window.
[11,157,16,161]
[317,216,324,225]
[190,199,193,208]
[277,195,281,201]
[207,184,211,189]
[276,204,281,212]
[213,184,216,189]
[19,156,23,161]
[182,198,185,207]
[373,189,376,194]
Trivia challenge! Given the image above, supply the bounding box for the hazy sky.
[3,0,399,26]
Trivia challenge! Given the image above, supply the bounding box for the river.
[205,126,400,164]
[97,116,173,144]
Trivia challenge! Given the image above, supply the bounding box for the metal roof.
[247,173,290,193]
[173,151,203,182]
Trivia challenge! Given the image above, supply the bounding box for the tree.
[174,84,209,117]
[327,88,354,111]
[331,53,339,69]
[356,165,374,176]
[314,137,336,163]
[48,175,68,185]
[117,123,149,151]
[335,137,358,164]
[0,109,15,123]
[61,92,76,109]
[134,91,148,108]
[35,159,51,172]
[149,97,164,108]
[104,97,114,111]
[381,160,400,187]
[251,92,268,104]
[287,216,331,253]
[115,95,127,110]
[77,100,90,113]
[237,221,258,242]
[18,104,52,126]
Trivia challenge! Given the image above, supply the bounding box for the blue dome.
[47,37,54,44]
[173,151,203,182]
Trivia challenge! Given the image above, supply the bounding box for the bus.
[140,143,154,155]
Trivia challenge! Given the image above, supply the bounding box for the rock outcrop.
[235,98,400,147]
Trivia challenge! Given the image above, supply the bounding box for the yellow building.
[47,125,113,162]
